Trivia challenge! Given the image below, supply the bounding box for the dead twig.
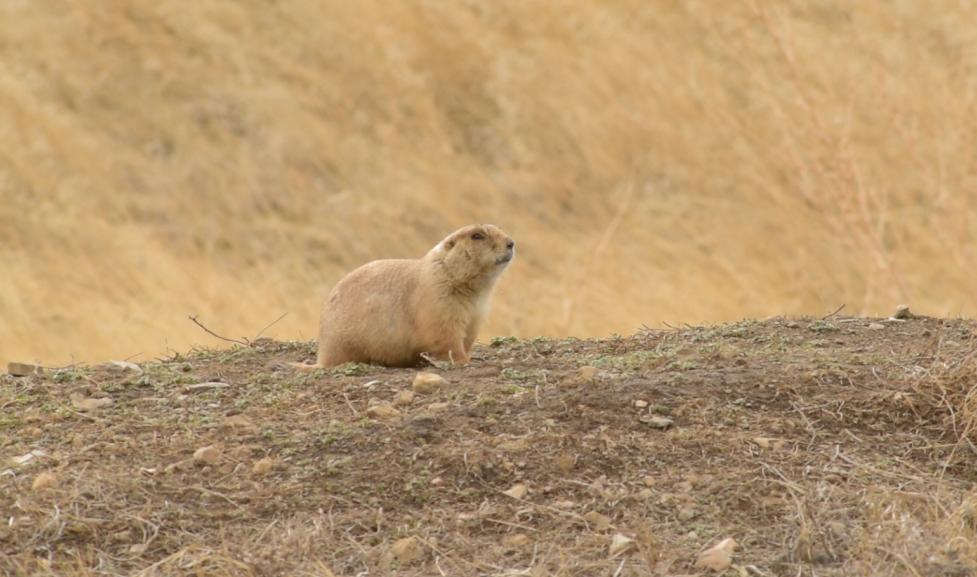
[188,315,250,347]
[253,311,289,341]
[822,304,846,319]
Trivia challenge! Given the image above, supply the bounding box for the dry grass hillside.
[2,1,976,366]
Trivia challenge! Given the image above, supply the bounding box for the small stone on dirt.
[868,323,885,330]
[641,415,674,429]
[185,381,231,391]
[390,536,423,565]
[498,437,530,452]
[393,389,415,407]
[677,506,697,522]
[583,511,612,531]
[634,399,649,408]
[366,402,401,420]
[502,533,531,547]
[609,533,636,557]
[412,372,447,394]
[11,449,46,467]
[70,394,113,412]
[252,457,276,475]
[555,453,575,472]
[502,483,528,500]
[107,360,142,372]
[578,366,599,381]
[695,537,737,571]
[32,471,58,492]
[193,445,221,465]
[7,362,42,377]
[128,543,148,555]
[893,304,914,319]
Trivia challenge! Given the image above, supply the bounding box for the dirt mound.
[3,316,977,575]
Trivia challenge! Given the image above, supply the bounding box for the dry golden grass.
[2,0,976,366]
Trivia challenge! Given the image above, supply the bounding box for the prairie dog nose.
[505,239,515,249]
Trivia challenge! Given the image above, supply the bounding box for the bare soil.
[3,315,977,576]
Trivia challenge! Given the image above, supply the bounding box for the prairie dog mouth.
[496,251,514,265]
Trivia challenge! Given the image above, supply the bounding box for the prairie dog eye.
[471,232,485,240]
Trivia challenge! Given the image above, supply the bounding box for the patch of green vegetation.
[500,367,547,383]
[318,420,355,446]
[330,362,372,376]
[669,359,698,371]
[217,348,251,364]
[808,320,839,333]
[324,456,353,476]
[0,413,20,430]
[51,367,89,384]
[490,336,519,348]
[584,350,667,371]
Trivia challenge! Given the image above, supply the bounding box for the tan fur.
[293,224,515,369]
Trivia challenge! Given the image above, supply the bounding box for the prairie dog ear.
[444,238,456,249]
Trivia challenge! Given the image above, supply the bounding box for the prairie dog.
[295,224,515,369]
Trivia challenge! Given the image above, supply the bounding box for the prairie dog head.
[430,224,515,288]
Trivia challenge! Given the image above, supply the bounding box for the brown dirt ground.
[3,315,977,576]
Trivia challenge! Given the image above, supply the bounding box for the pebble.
[412,372,446,394]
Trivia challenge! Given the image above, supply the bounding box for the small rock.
[390,536,423,565]
[641,415,674,429]
[7,362,42,377]
[677,506,697,522]
[695,537,737,572]
[502,533,531,547]
[583,511,612,531]
[193,445,221,465]
[502,483,528,500]
[412,372,447,394]
[498,438,530,452]
[642,475,656,487]
[366,402,401,420]
[893,304,914,319]
[108,529,133,543]
[578,366,599,381]
[634,399,649,409]
[185,382,231,392]
[867,323,885,330]
[128,543,148,555]
[31,471,58,492]
[554,454,575,472]
[635,488,653,499]
[252,457,276,475]
[70,394,113,412]
[393,390,415,407]
[107,360,142,373]
[609,533,636,557]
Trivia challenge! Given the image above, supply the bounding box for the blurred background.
[1,0,975,367]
